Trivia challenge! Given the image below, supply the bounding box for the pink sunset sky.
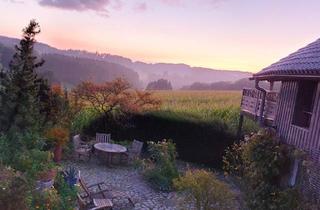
[1,0,320,72]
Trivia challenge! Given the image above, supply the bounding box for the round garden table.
[94,143,127,166]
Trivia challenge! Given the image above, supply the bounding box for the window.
[292,81,318,128]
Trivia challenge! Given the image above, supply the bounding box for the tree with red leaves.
[72,78,161,116]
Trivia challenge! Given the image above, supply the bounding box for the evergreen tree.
[0,20,47,133]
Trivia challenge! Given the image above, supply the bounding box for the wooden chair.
[73,135,91,160]
[79,178,134,208]
[77,193,113,210]
[96,133,111,143]
[121,140,143,163]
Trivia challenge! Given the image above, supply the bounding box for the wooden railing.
[240,88,278,121]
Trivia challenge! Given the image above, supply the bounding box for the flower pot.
[53,144,62,162]
[35,179,55,191]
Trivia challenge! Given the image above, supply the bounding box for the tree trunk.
[53,144,62,162]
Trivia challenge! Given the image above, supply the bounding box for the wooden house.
[240,38,320,196]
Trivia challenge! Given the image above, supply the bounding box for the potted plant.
[45,127,70,162]
[63,166,78,187]
[26,149,57,190]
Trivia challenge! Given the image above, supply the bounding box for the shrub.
[82,111,235,167]
[223,129,300,210]
[16,149,56,179]
[31,188,61,210]
[45,127,70,146]
[54,173,78,210]
[173,169,236,210]
[0,166,29,210]
[144,140,179,191]
[71,108,98,134]
[0,131,43,166]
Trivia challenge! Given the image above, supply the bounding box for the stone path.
[63,159,186,210]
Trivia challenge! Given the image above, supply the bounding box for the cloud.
[7,0,24,3]
[159,0,182,6]
[134,2,147,13]
[206,0,227,6]
[37,0,122,16]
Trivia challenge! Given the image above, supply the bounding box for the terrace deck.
[240,88,278,124]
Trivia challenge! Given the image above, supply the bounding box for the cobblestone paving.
[63,159,186,210]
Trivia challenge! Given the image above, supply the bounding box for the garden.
[0,20,313,210]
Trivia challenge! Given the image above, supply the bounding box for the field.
[154,90,241,116]
[153,90,256,133]
[155,90,241,108]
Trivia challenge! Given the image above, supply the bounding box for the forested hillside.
[181,78,280,90]
[0,43,141,88]
[0,35,251,89]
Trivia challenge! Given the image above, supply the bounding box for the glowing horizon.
[1,0,320,73]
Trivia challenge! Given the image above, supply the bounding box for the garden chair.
[77,193,113,210]
[73,134,91,160]
[79,178,134,208]
[96,133,111,143]
[120,140,144,163]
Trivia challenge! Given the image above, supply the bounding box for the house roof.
[253,38,320,80]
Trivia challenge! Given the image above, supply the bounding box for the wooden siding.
[275,81,320,196]
[275,81,320,152]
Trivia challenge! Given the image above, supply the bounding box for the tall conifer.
[0,20,47,133]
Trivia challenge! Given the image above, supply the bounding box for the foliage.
[0,20,77,210]
[76,90,257,167]
[45,127,70,146]
[174,169,236,210]
[112,140,132,147]
[144,140,179,191]
[222,139,245,177]
[146,78,173,90]
[30,173,77,210]
[148,139,177,163]
[16,149,56,179]
[71,108,99,134]
[31,188,61,210]
[0,165,29,210]
[82,111,235,167]
[46,84,83,129]
[64,166,77,179]
[132,158,150,171]
[0,131,43,167]
[223,129,300,210]
[54,173,78,210]
[0,19,48,133]
[72,78,161,116]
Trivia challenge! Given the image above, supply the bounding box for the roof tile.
[255,38,320,77]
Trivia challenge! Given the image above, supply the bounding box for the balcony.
[240,88,278,123]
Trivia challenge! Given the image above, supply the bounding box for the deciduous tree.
[72,78,161,116]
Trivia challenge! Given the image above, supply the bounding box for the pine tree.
[0,20,47,133]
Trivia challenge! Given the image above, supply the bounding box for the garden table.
[94,143,127,166]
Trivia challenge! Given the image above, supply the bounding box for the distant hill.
[0,35,252,89]
[0,41,141,88]
[181,78,280,91]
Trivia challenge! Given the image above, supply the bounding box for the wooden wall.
[275,81,320,196]
[275,81,320,152]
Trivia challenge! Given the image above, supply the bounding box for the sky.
[1,0,320,73]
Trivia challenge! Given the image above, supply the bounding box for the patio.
[63,159,191,210]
